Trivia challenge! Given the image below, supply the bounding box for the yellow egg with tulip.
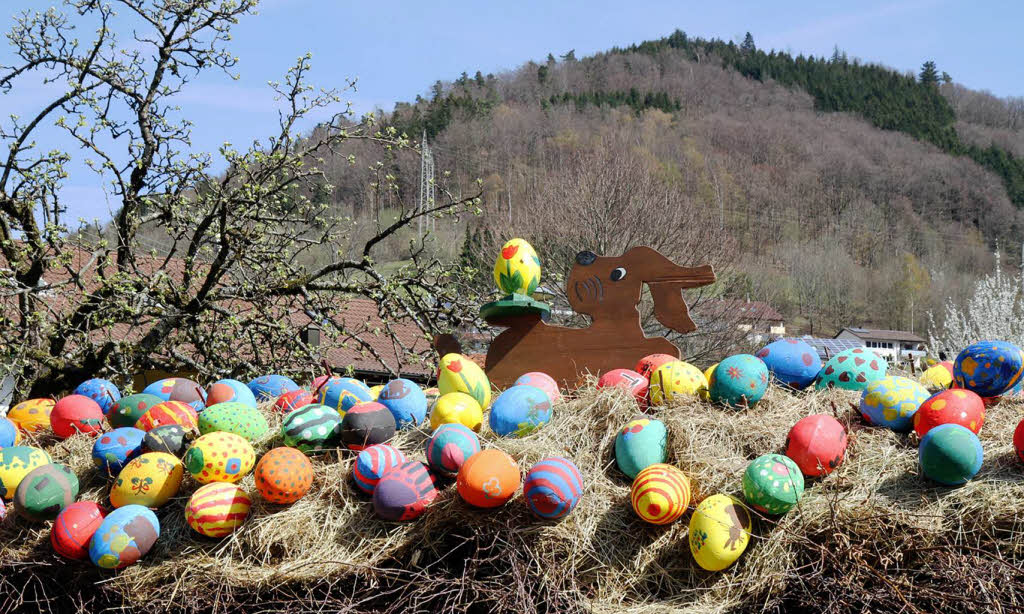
[493,238,541,296]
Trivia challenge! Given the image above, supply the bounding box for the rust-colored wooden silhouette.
[477,246,715,388]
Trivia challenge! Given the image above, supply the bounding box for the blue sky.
[3,0,1022,223]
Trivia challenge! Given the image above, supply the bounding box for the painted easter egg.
[143,377,204,407]
[0,446,51,499]
[88,504,160,569]
[816,347,887,391]
[488,385,551,437]
[7,398,55,433]
[373,461,439,521]
[135,400,198,432]
[184,432,256,484]
[352,443,407,494]
[50,395,104,439]
[708,354,769,408]
[205,379,258,408]
[597,369,649,406]
[14,463,79,522]
[0,498,5,519]
[274,389,315,413]
[953,340,1024,398]
[340,402,396,451]
[438,353,491,409]
[523,457,582,520]
[109,452,183,508]
[704,364,718,383]
[92,427,146,474]
[369,385,384,400]
[493,237,541,296]
[74,378,120,414]
[107,393,164,429]
[742,454,804,514]
[425,424,480,477]
[630,463,690,525]
[785,414,847,477]
[281,404,343,453]
[318,377,373,415]
[377,378,428,428]
[247,374,300,402]
[457,449,521,508]
[142,425,189,456]
[1014,418,1024,463]
[635,353,676,380]
[689,494,751,571]
[514,372,561,403]
[913,388,985,438]
[430,392,483,431]
[51,501,106,560]
[310,374,331,393]
[255,446,314,504]
[755,338,822,390]
[920,361,954,392]
[859,376,930,432]
[919,423,983,486]
[648,361,708,405]
[424,387,440,404]
[0,417,20,447]
[185,482,251,537]
[615,418,667,479]
[197,402,269,441]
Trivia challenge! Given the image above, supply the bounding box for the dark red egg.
[597,369,649,406]
[784,414,847,477]
[50,395,104,439]
[1014,418,1024,463]
[913,388,985,438]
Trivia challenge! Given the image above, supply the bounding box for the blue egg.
[318,377,372,414]
[377,379,427,428]
[92,427,146,474]
[709,354,769,407]
[0,417,18,447]
[247,374,300,402]
[488,385,551,437]
[74,378,121,414]
[954,340,1024,398]
[207,379,258,408]
[88,504,160,569]
[755,339,821,390]
[524,457,583,520]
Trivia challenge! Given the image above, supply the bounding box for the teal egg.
[281,404,343,454]
[919,423,984,486]
[816,348,887,391]
[614,418,667,478]
[742,454,804,514]
[709,354,769,407]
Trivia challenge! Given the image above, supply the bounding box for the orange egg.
[254,447,314,504]
[456,449,520,508]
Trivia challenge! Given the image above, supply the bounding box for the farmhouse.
[834,327,927,362]
[697,298,786,344]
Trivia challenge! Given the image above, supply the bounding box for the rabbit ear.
[648,281,699,333]
[623,246,714,334]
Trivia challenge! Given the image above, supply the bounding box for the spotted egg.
[183,432,256,484]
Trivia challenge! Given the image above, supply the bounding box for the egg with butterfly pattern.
[109,452,183,508]
[134,400,198,432]
[859,376,930,432]
[953,340,1024,398]
[142,425,189,456]
[630,463,690,525]
[280,404,343,454]
[107,394,164,429]
[815,347,887,391]
[352,444,407,494]
[523,457,583,520]
[247,374,300,402]
[185,482,252,538]
[274,389,315,413]
[377,378,428,429]
[14,463,79,522]
[755,338,822,390]
[88,504,160,569]
[0,417,20,448]
[255,446,314,504]
[197,402,269,441]
[514,372,561,403]
[317,377,373,415]
[50,395,105,439]
[184,432,255,484]
[73,378,120,414]
[92,427,146,475]
[708,354,769,408]
[52,501,107,560]
[425,423,480,477]
[597,369,649,406]
[372,461,439,521]
[0,446,51,500]
[6,398,54,434]
[205,379,258,408]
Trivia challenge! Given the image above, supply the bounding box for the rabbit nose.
[576,251,597,266]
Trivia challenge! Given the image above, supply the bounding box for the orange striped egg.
[630,463,691,525]
[183,432,255,484]
[135,401,198,432]
[185,482,251,538]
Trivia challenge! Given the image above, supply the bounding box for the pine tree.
[941,71,952,84]
[919,60,939,85]
[741,32,755,53]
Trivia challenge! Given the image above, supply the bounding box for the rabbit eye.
[610,267,626,281]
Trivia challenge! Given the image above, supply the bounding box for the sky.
[3,0,1023,224]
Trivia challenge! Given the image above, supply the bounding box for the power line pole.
[418,129,435,239]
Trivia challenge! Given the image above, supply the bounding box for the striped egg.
[630,463,691,525]
[425,423,480,477]
[339,402,396,451]
[135,400,198,432]
[523,457,583,520]
[353,444,407,494]
[372,461,439,521]
[255,447,314,504]
[185,482,252,538]
[273,389,315,413]
[281,404,343,454]
[183,432,255,484]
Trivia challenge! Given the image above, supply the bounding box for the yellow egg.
[438,353,491,408]
[429,392,483,431]
[183,432,256,484]
[0,446,51,500]
[185,482,252,538]
[7,399,55,434]
[110,452,183,508]
[493,238,541,296]
[689,494,752,571]
[369,385,384,400]
[920,363,953,392]
[700,364,718,400]
[649,361,708,405]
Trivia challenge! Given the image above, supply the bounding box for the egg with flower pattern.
[708,354,769,408]
[493,238,541,296]
[109,452,183,508]
[438,353,491,409]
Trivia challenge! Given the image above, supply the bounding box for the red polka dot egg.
[183,432,255,484]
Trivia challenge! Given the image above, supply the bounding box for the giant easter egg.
[742,454,804,514]
[0,446,51,499]
[430,392,483,431]
[52,501,106,560]
[185,482,252,537]
[50,394,104,439]
[7,399,54,433]
[920,361,954,392]
[630,463,690,525]
[143,377,204,407]
[373,461,439,521]
[457,449,521,508]
[377,378,427,428]
[281,404,343,453]
[206,379,258,408]
[523,457,582,520]
[756,338,822,390]
[184,432,256,484]
[135,400,198,432]
[425,424,480,477]
[142,425,189,456]
[648,361,708,405]
[108,394,164,429]
[109,452,183,508]
[816,348,887,391]
[708,354,769,408]
[635,353,676,380]
[88,504,160,569]
[74,378,120,414]
[689,494,751,571]
[0,417,20,447]
[597,369,649,406]
[247,374,300,402]
[488,385,551,437]
[197,402,269,441]
[352,443,407,494]
[14,463,79,521]
[859,376,930,432]
[953,340,1024,398]
[274,389,315,413]
[438,353,491,409]
[1014,419,1024,463]
[255,446,314,504]
[913,388,984,438]
[919,423,983,486]
[318,377,373,415]
[514,372,561,403]
[92,427,146,475]
[493,237,541,296]
[340,402,396,451]
[784,415,847,477]
[615,418,667,479]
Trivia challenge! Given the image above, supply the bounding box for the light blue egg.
[377,379,427,428]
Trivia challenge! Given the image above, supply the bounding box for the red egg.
[50,395,105,439]
[274,389,314,413]
[597,369,649,406]
[1014,419,1024,463]
[635,354,676,380]
[784,414,848,477]
[913,389,985,437]
[51,501,107,560]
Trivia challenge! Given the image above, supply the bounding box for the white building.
[834,328,927,362]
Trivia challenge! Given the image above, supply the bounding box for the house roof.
[837,328,926,344]
[695,299,784,322]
